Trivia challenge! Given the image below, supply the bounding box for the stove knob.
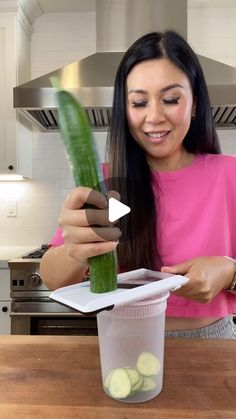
[28,273,42,288]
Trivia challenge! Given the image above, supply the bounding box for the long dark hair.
[107,30,221,271]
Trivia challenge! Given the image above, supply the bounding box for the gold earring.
[192,112,196,120]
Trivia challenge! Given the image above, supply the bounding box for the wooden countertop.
[0,336,235,419]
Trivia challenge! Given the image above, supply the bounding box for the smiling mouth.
[145,131,170,142]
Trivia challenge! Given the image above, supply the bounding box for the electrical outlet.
[7,199,17,217]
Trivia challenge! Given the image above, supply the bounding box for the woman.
[40,31,236,339]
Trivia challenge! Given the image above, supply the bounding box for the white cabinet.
[0,268,11,335]
[0,302,11,334]
[0,1,32,177]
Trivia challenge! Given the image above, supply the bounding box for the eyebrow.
[128,83,184,95]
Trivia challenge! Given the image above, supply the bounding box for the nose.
[145,101,166,124]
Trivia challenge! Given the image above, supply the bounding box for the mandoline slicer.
[49,268,189,314]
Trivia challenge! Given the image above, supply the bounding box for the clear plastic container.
[97,292,169,403]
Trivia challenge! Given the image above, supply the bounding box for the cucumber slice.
[136,352,161,376]
[124,367,140,388]
[130,376,144,392]
[104,371,113,389]
[140,377,157,392]
[108,368,131,399]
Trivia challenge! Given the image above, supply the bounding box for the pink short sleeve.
[49,227,64,247]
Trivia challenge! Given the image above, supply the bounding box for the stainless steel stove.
[21,244,50,259]
[9,245,98,335]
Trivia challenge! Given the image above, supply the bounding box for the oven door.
[11,300,98,335]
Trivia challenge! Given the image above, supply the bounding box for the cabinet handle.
[1,306,8,313]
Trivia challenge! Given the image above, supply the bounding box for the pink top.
[49,153,236,318]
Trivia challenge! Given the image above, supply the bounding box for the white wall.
[0,6,235,247]
[0,129,106,246]
[31,12,96,78]
[0,11,98,247]
[188,3,236,153]
[218,130,236,154]
[188,2,236,67]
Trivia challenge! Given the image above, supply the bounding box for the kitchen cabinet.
[0,246,38,334]
[0,301,11,334]
[0,267,11,334]
[0,1,32,177]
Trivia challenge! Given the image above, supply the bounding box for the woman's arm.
[40,240,118,290]
[39,186,120,290]
[224,257,236,293]
[39,245,89,290]
[161,256,236,303]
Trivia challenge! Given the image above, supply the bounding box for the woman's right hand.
[58,186,121,264]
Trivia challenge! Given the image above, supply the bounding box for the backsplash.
[0,130,107,246]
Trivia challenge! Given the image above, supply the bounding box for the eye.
[131,101,148,108]
[161,97,180,105]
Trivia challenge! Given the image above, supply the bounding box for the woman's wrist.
[223,256,236,291]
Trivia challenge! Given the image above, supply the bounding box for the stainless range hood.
[14,0,236,131]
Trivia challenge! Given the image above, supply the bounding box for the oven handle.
[10,312,84,317]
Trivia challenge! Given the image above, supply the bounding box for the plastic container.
[97,291,169,403]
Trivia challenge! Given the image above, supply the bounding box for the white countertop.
[0,246,40,268]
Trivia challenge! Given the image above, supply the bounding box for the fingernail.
[170,285,181,292]
[101,197,108,208]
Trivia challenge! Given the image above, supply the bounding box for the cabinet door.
[0,13,17,174]
[0,301,11,334]
[0,268,10,299]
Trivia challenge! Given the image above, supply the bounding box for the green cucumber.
[124,367,141,388]
[136,352,161,376]
[51,78,117,293]
[140,377,157,392]
[105,367,142,397]
[108,368,131,399]
[130,375,144,392]
[103,351,161,399]
[104,371,113,389]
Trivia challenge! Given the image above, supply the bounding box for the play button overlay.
[85,176,152,243]
[108,197,130,222]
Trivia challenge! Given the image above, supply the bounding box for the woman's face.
[126,58,195,170]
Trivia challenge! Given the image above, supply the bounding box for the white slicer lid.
[49,268,189,314]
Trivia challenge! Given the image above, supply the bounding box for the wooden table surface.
[0,335,235,419]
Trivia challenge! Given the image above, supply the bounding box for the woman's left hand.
[161,256,235,303]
